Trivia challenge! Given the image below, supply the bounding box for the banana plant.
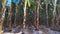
[13,0,20,27]
[7,0,12,31]
[51,0,58,29]
[0,0,6,33]
[22,0,28,33]
[36,0,41,30]
[46,0,49,27]
[44,0,50,27]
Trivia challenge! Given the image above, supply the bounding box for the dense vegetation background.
[0,0,60,34]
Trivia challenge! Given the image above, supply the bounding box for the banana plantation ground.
[3,25,60,34]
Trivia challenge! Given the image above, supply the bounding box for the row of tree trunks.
[0,0,60,33]
[0,0,6,34]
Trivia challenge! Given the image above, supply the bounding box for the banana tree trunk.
[34,6,37,30]
[7,7,12,31]
[51,0,57,29]
[22,0,28,33]
[46,3,49,27]
[36,0,41,30]
[0,0,6,33]
[14,4,18,27]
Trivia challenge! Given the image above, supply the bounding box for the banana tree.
[36,0,41,30]
[46,0,49,27]
[13,0,20,27]
[22,0,28,33]
[0,0,6,33]
[51,0,57,29]
[6,0,12,31]
[44,0,50,27]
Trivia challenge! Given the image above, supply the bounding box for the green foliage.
[28,0,31,7]
[44,0,50,3]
